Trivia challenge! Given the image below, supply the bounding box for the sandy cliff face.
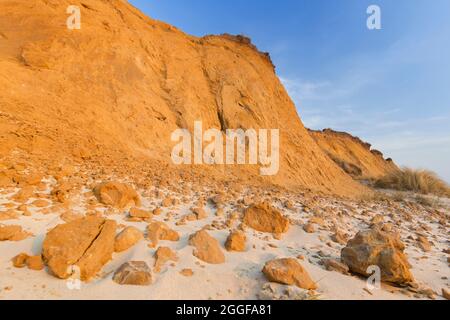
[0,0,365,196]
[309,129,399,180]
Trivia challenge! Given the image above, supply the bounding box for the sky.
[130,0,450,183]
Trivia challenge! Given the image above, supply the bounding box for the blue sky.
[130,0,450,182]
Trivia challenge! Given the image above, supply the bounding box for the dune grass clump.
[375,168,450,197]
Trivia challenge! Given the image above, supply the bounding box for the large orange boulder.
[93,182,141,209]
[147,221,180,248]
[42,217,117,281]
[114,226,143,253]
[341,229,414,285]
[189,230,225,264]
[244,203,289,234]
[262,258,317,290]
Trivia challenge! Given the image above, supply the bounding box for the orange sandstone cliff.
[309,129,399,180]
[0,0,366,196]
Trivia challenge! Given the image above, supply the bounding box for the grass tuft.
[375,168,450,197]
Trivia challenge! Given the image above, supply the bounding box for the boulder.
[42,217,117,281]
[189,230,225,264]
[341,229,414,285]
[147,221,180,248]
[93,182,140,209]
[244,203,289,234]
[262,258,317,290]
[113,261,152,286]
[154,247,178,273]
[129,207,152,220]
[225,230,247,252]
[114,226,143,253]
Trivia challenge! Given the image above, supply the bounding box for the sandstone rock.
[129,207,152,220]
[113,261,152,286]
[180,268,194,277]
[12,253,29,268]
[0,225,30,241]
[189,230,225,264]
[341,229,414,285]
[32,199,50,208]
[51,182,73,203]
[12,186,35,203]
[42,217,117,281]
[114,226,143,253]
[161,197,175,207]
[0,210,19,221]
[259,282,317,301]
[192,207,208,220]
[26,255,44,271]
[262,258,317,290]
[371,214,384,225]
[244,203,289,234]
[225,230,247,252]
[303,223,315,234]
[147,221,179,248]
[417,236,432,252]
[154,247,178,273]
[93,182,140,209]
[442,288,450,300]
[331,230,348,245]
[322,258,349,274]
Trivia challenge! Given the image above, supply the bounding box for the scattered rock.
[0,225,30,241]
[147,221,180,248]
[303,223,315,234]
[417,235,432,252]
[259,282,319,300]
[114,226,143,253]
[192,207,208,220]
[331,230,348,245]
[32,199,50,208]
[113,261,152,286]
[189,230,225,264]
[322,258,349,274]
[225,230,247,252]
[42,217,117,281]
[180,268,194,277]
[244,203,289,234]
[341,229,414,285]
[154,247,178,273]
[26,255,44,271]
[442,288,450,300]
[93,182,140,209]
[262,258,317,290]
[129,207,152,220]
[12,253,29,268]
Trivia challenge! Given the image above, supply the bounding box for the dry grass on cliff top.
[375,168,450,197]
